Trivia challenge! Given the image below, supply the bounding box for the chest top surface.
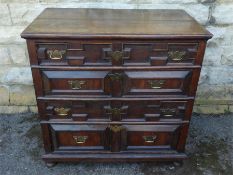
[21,8,212,39]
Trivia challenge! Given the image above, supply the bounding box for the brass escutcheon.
[143,136,157,143]
[68,80,86,90]
[148,80,165,89]
[73,136,88,144]
[54,107,70,116]
[110,51,124,61]
[168,51,186,61]
[47,49,66,60]
[109,125,123,133]
[109,108,122,116]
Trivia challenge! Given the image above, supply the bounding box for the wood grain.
[21,8,212,39]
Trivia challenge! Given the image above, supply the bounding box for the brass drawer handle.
[110,51,123,61]
[73,136,88,144]
[148,80,165,89]
[163,114,174,117]
[47,49,66,60]
[168,51,186,61]
[54,107,70,116]
[143,136,157,143]
[161,108,176,117]
[68,80,86,90]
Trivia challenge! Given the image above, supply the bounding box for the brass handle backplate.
[109,125,123,133]
[148,80,165,89]
[68,80,86,90]
[103,49,131,61]
[54,107,70,116]
[106,107,122,116]
[110,51,123,61]
[73,136,88,144]
[47,49,66,60]
[143,136,157,143]
[168,51,186,61]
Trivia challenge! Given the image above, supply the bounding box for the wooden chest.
[21,8,212,166]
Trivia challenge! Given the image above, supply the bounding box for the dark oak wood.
[42,152,188,162]
[21,8,212,39]
[37,99,193,122]
[21,8,212,165]
[27,40,202,67]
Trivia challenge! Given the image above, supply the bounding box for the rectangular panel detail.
[124,70,192,96]
[50,124,109,151]
[120,100,189,122]
[38,99,191,122]
[124,124,181,151]
[42,70,110,96]
[36,42,113,66]
[38,100,111,121]
[122,42,198,66]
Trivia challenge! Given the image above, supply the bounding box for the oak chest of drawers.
[21,8,212,166]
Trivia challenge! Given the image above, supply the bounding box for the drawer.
[42,70,111,96]
[38,99,192,122]
[120,100,191,122]
[38,100,111,121]
[122,42,198,66]
[40,69,194,97]
[35,41,198,66]
[122,124,181,151]
[50,124,110,151]
[123,70,192,96]
[48,124,181,152]
[36,42,113,66]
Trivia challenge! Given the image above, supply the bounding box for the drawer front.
[38,99,192,122]
[50,124,109,151]
[41,70,192,97]
[123,70,192,96]
[42,70,111,96]
[120,100,190,122]
[49,124,181,152]
[123,125,181,151]
[36,42,113,66]
[122,42,198,66]
[34,41,199,66]
[38,100,112,121]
